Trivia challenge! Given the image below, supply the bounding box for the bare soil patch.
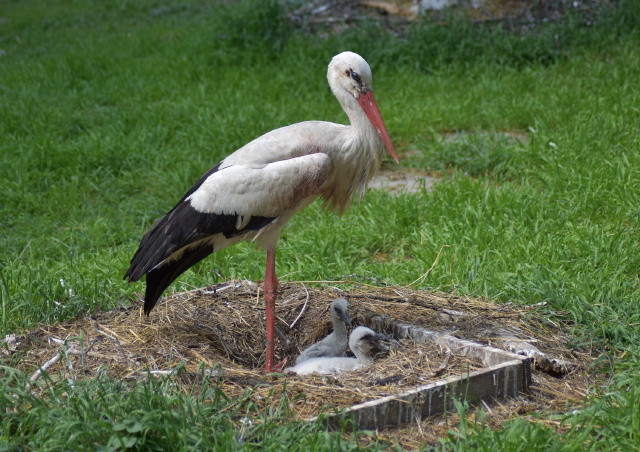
[289,0,610,36]
[369,166,437,194]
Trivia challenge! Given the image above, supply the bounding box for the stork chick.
[295,298,351,364]
[286,326,387,375]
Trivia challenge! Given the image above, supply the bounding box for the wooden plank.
[370,315,528,366]
[314,359,527,430]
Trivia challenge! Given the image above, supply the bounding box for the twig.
[99,325,127,344]
[289,279,349,284]
[407,244,451,287]
[530,384,581,403]
[30,352,61,382]
[165,280,243,299]
[78,337,101,371]
[147,370,176,375]
[30,334,103,384]
[214,284,235,293]
[338,274,387,285]
[190,349,214,368]
[63,345,76,388]
[16,240,32,261]
[93,321,133,368]
[289,284,310,329]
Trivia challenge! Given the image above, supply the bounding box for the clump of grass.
[0,365,389,450]
[1,366,239,449]
[439,354,640,450]
[216,0,294,56]
[412,131,530,178]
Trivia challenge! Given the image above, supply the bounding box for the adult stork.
[124,51,398,372]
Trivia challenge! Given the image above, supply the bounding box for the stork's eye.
[350,69,361,84]
[345,68,362,85]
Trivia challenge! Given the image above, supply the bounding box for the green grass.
[0,365,384,450]
[1,0,640,448]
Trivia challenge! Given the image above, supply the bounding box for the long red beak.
[357,90,399,163]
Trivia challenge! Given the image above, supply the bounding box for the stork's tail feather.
[143,244,214,314]
[123,212,183,284]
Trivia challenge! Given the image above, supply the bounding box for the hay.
[2,281,603,448]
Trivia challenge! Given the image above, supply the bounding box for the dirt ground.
[288,0,611,36]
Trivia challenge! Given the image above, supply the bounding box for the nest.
[2,281,604,448]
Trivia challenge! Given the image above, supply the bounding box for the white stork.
[124,51,398,372]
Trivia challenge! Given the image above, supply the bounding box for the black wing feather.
[143,242,212,314]
[124,163,275,312]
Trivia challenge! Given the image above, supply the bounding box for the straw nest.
[2,281,603,448]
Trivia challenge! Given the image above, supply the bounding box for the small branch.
[30,352,61,382]
[530,385,581,403]
[93,321,133,368]
[147,370,175,376]
[63,347,76,388]
[16,240,32,261]
[338,274,387,285]
[289,285,310,329]
[407,244,451,287]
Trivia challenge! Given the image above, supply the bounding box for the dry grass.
[3,281,604,448]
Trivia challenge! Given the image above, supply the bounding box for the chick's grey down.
[295,298,351,364]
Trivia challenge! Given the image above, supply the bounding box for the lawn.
[1,0,639,449]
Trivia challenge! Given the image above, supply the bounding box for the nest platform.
[2,281,602,447]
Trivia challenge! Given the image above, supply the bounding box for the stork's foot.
[264,357,287,374]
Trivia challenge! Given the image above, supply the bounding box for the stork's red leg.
[264,247,278,372]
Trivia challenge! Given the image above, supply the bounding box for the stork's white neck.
[337,95,385,198]
[316,99,385,214]
[318,54,387,213]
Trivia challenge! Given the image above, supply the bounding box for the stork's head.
[349,326,388,360]
[328,51,373,99]
[330,298,351,327]
[328,51,399,163]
